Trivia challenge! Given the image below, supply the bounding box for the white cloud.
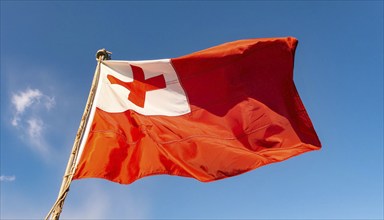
[12,88,42,114]
[0,175,16,182]
[11,88,42,126]
[26,118,49,155]
[10,88,55,156]
[11,88,55,127]
[27,118,44,138]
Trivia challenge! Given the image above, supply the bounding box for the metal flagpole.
[45,49,112,220]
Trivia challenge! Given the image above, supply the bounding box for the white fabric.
[98,59,190,116]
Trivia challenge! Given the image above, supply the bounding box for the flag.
[73,37,321,184]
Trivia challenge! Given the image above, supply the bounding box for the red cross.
[107,64,166,108]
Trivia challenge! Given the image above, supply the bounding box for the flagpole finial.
[96,48,112,61]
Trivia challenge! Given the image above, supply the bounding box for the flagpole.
[45,49,112,220]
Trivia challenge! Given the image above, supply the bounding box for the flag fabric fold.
[73,37,321,184]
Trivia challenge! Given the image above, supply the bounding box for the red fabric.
[73,37,321,184]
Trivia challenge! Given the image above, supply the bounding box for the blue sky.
[1,1,383,219]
